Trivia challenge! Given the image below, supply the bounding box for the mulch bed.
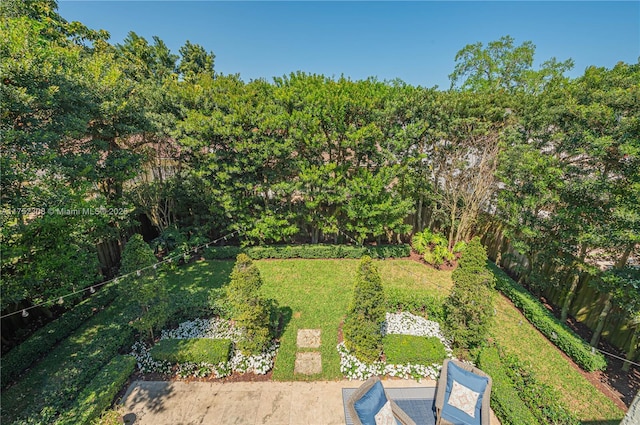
[540,297,639,409]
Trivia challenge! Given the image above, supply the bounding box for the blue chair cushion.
[441,362,489,425]
[353,380,389,425]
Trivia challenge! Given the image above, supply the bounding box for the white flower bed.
[130,317,278,378]
[338,312,453,381]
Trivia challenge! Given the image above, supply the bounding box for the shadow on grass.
[276,306,293,340]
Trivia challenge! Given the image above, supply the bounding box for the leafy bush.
[343,256,387,363]
[444,237,495,350]
[203,244,410,260]
[385,287,444,321]
[208,287,232,319]
[477,346,539,425]
[150,338,232,364]
[226,254,272,354]
[120,234,169,341]
[383,335,447,365]
[490,263,607,372]
[55,355,136,425]
[411,230,453,267]
[1,284,118,388]
[452,241,467,254]
[204,245,242,259]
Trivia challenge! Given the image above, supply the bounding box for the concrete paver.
[296,329,322,348]
[122,379,501,425]
[294,352,322,375]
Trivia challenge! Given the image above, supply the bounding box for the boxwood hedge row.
[477,346,539,425]
[490,263,607,372]
[1,300,137,424]
[204,244,410,260]
[150,338,233,364]
[1,284,118,388]
[55,355,136,425]
[385,287,445,322]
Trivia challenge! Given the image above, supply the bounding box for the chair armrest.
[388,399,417,425]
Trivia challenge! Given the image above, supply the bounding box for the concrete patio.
[122,379,501,425]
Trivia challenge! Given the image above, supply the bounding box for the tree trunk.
[615,244,633,268]
[416,196,423,233]
[622,330,638,372]
[447,204,457,251]
[561,274,580,323]
[561,244,588,322]
[591,293,613,347]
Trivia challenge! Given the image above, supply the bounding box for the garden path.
[294,329,322,375]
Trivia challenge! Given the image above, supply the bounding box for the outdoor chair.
[433,359,492,425]
[345,376,417,425]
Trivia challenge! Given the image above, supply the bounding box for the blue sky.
[58,1,639,88]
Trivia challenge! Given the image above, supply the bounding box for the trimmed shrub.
[385,287,445,321]
[1,299,137,424]
[501,351,580,425]
[204,245,242,260]
[1,284,118,388]
[444,237,495,350]
[56,355,136,425]
[383,335,447,365]
[150,338,232,364]
[120,234,169,341]
[343,256,387,362]
[490,263,607,372]
[203,244,410,260]
[227,254,272,354]
[477,346,539,425]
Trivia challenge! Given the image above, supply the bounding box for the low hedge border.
[150,338,233,364]
[385,287,444,321]
[500,348,580,425]
[477,346,539,425]
[55,354,136,425]
[1,300,137,424]
[489,263,607,372]
[203,244,410,260]
[1,284,118,388]
[383,334,447,365]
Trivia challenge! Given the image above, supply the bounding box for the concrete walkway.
[121,379,501,425]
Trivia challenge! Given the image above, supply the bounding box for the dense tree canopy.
[1,0,638,359]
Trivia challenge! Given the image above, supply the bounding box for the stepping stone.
[297,329,321,348]
[294,352,322,375]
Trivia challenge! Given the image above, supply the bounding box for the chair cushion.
[441,362,488,425]
[374,400,399,425]
[354,380,388,425]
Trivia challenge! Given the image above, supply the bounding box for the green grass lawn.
[2,257,625,424]
[490,286,624,424]
[257,259,356,380]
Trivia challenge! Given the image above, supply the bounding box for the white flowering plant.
[130,317,279,378]
[338,312,454,381]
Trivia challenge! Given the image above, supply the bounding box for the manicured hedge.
[203,244,410,260]
[383,335,446,365]
[1,299,137,424]
[385,287,445,321]
[490,263,607,372]
[55,355,136,425]
[477,346,539,425]
[500,350,580,425]
[1,284,118,388]
[150,338,233,364]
